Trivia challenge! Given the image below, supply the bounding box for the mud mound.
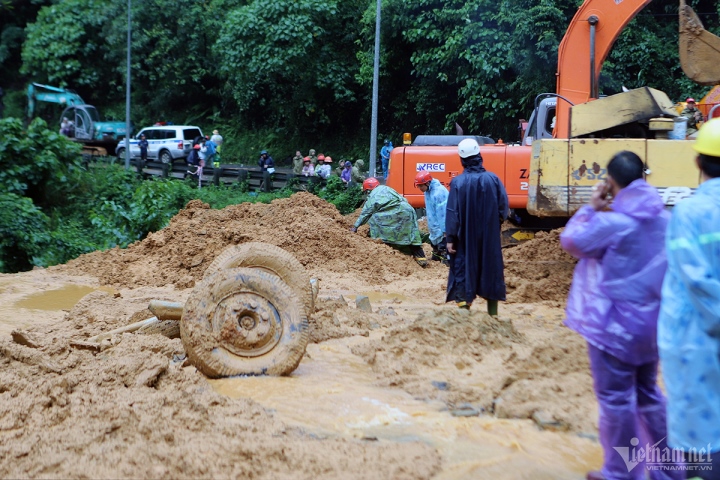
[352,308,596,433]
[352,308,521,407]
[309,296,399,343]
[55,193,422,288]
[0,291,440,479]
[503,229,576,304]
[494,327,595,433]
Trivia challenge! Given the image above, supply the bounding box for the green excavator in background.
[27,83,131,156]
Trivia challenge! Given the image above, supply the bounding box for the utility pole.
[124,0,131,170]
[368,0,381,179]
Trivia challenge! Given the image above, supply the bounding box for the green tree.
[216,0,367,138]
[20,0,120,93]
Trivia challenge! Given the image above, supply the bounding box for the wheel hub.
[211,292,282,357]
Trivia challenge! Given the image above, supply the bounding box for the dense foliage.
[4,0,719,146]
[1,0,720,271]
[0,119,365,272]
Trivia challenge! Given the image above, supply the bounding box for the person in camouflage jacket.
[292,151,304,175]
[351,178,427,267]
[351,159,366,185]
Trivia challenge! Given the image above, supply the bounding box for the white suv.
[116,125,204,164]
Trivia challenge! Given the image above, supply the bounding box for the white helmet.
[458,138,480,158]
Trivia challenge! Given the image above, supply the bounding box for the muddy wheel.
[181,268,308,377]
[205,242,314,316]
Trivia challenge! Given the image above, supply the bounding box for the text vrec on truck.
[386,0,720,218]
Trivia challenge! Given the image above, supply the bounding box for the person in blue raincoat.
[561,151,681,480]
[659,119,720,479]
[415,171,449,263]
[380,140,393,180]
[445,138,508,314]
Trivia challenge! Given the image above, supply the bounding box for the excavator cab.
[61,105,100,141]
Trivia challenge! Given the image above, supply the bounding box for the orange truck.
[386,0,720,218]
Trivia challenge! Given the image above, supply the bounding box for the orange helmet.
[318,154,325,160]
[324,156,332,163]
[363,177,380,191]
[414,171,433,187]
[303,156,311,163]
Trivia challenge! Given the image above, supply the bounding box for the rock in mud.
[355,295,372,312]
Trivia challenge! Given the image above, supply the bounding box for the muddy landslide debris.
[0,290,441,479]
[54,193,422,288]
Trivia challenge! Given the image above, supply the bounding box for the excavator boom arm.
[27,83,85,120]
[554,0,651,138]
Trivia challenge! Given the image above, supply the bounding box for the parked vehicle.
[27,83,131,156]
[116,125,203,164]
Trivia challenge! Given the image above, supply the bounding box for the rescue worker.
[351,159,366,185]
[415,171,449,263]
[301,157,315,176]
[446,138,508,313]
[308,148,318,166]
[351,178,427,267]
[659,119,720,479]
[258,150,275,192]
[258,150,274,171]
[210,130,223,166]
[560,150,681,480]
[380,140,393,180]
[316,155,332,179]
[681,97,703,135]
[292,150,304,175]
[341,161,352,184]
[138,134,149,165]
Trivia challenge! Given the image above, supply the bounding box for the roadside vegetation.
[0,118,363,273]
[1,0,719,271]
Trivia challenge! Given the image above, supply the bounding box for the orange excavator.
[386,0,720,220]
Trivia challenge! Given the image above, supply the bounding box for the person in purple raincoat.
[341,161,352,184]
[560,151,682,480]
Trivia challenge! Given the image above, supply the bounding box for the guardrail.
[111,159,325,191]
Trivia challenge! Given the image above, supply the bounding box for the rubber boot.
[487,299,498,316]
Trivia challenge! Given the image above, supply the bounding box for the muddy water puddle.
[0,281,112,336]
[211,336,601,479]
[13,284,101,311]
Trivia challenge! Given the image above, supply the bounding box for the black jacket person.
[445,138,508,314]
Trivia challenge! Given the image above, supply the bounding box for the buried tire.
[181,267,308,377]
[205,242,314,317]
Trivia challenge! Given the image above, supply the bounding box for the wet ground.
[0,194,600,479]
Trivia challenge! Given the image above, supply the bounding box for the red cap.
[687,97,696,103]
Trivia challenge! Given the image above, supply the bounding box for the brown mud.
[0,193,599,479]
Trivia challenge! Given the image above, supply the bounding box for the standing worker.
[138,134,149,165]
[258,150,275,192]
[292,150,304,175]
[445,138,508,313]
[659,119,720,479]
[351,178,427,267]
[210,129,223,166]
[560,150,681,480]
[681,97,704,136]
[351,159,366,185]
[415,171,449,263]
[380,140,393,180]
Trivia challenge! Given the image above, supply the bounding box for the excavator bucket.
[679,0,720,85]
